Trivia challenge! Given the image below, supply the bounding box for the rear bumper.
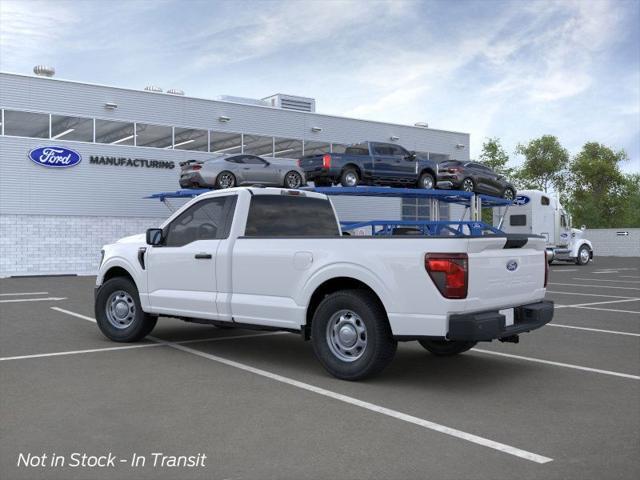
[179,172,208,188]
[447,300,554,341]
[303,167,337,181]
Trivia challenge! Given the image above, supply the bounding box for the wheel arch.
[303,276,390,340]
[341,163,362,178]
[419,167,436,178]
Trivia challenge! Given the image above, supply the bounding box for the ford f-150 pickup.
[95,187,553,380]
[298,141,440,189]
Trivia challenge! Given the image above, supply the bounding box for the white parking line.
[554,298,640,309]
[0,297,67,303]
[51,307,96,322]
[0,291,49,296]
[549,283,640,291]
[550,269,578,272]
[0,332,285,362]
[548,324,640,337]
[0,343,164,361]
[472,349,640,380]
[157,338,553,464]
[547,291,636,299]
[572,278,640,284]
[47,307,553,464]
[572,306,640,314]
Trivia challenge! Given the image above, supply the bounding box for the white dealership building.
[0,69,470,277]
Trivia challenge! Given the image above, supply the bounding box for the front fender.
[571,239,593,257]
[297,262,396,316]
[97,256,143,290]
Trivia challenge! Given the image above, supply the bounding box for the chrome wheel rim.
[218,173,235,189]
[421,176,434,189]
[580,248,590,263]
[462,179,474,192]
[286,172,301,188]
[504,189,514,200]
[344,172,358,186]
[326,309,367,362]
[105,290,136,329]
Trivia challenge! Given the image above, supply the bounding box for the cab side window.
[164,196,236,247]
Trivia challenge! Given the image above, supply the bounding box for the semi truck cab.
[494,189,594,265]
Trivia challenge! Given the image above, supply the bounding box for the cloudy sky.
[1,0,638,172]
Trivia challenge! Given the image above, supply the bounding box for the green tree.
[567,142,632,228]
[515,135,569,193]
[479,137,513,177]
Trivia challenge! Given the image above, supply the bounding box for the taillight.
[544,252,549,287]
[425,253,468,299]
[448,167,460,173]
[322,154,331,169]
[192,165,202,171]
[297,159,301,167]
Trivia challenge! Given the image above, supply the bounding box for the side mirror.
[406,151,416,160]
[146,228,164,246]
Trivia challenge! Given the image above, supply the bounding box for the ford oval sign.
[514,195,530,206]
[28,146,82,168]
[506,260,518,272]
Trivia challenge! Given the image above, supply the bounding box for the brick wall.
[586,228,640,258]
[0,214,164,277]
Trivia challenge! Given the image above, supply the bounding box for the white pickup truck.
[95,187,553,380]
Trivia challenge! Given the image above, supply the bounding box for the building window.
[51,114,93,142]
[210,131,243,154]
[303,140,331,156]
[273,137,303,159]
[95,119,135,145]
[173,127,208,151]
[3,110,49,138]
[135,123,173,149]
[244,134,274,156]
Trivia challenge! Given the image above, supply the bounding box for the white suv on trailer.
[95,187,553,380]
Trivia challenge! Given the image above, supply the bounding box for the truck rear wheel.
[95,277,157,342]
[418,339,476,356]
[311,289,397,380]
[340,168,359,187]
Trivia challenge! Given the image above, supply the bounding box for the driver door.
[240,155,273,184]
[146,195,236,319]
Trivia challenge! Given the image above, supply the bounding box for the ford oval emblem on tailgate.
[28,146,82,168]
[506,260,518,272]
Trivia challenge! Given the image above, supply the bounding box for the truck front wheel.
[95,277,157,342]
[311,289,397,380]
[576,245,591,265]
[418,339,476,356]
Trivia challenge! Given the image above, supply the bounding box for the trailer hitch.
[499,335,519,344]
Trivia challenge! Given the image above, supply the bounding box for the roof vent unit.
[144,85,163,93]
[167,88,185,96]
[216,95,270,107]
[262,94,316,113]
[33,65,55,77]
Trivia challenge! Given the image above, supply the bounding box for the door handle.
[194,253,212,259]
[243,167,250,170]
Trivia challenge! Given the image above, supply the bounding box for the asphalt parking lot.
[1,257,638,480]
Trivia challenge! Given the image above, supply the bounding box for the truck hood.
[116,233,146,244]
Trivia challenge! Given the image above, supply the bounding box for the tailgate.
[298,155,324,170]
[464,235,547,312]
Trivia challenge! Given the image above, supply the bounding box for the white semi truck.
[494,189,593,265]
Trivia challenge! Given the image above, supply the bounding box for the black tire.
[340,168,359,187]
[283,170,303,189]
[95,277,157,342]
[418,172,435,190]
[215,171,236,189]
[418,339,476,356]
[576,245,591,265]
[503,187,515,200]
[461,177,475,192]
[311,289,397,380]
